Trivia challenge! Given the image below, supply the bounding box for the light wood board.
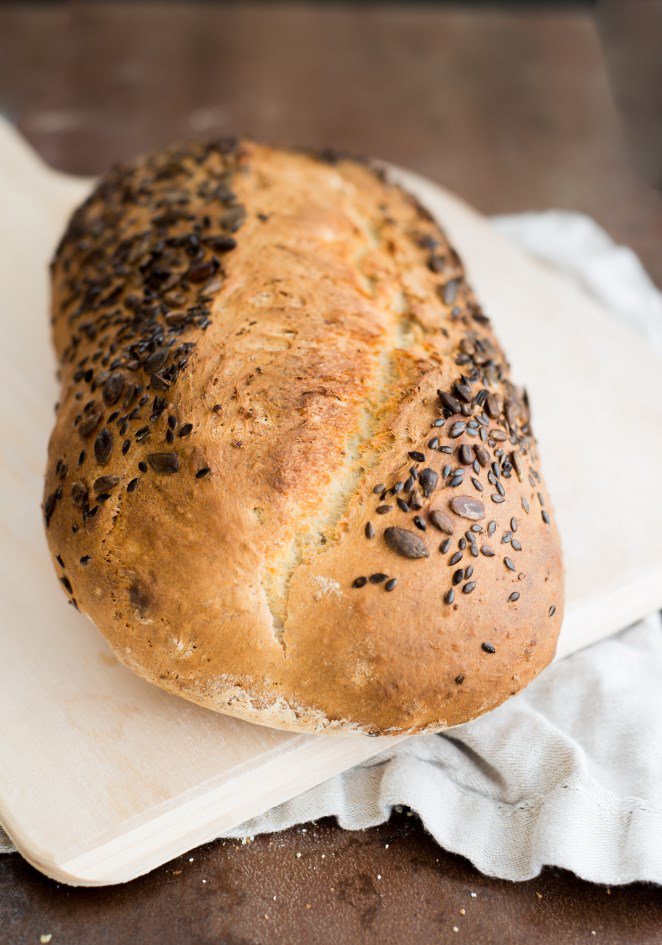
[1,120,661,886]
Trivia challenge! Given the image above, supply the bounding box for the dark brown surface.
[596,0,662,190]
[1,2,661,943]
[2,814,662,945]
[1,1,661,284]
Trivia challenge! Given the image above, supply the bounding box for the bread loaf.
[43,139,563,735]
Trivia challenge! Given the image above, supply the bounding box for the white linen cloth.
[3,212,661,883]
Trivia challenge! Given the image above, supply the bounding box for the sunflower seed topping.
[147,452,180,474]
[449,496,485,521]
[384,527,430,559]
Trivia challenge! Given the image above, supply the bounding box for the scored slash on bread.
[43,139,563,735]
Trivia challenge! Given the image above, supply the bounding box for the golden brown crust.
[43,139,563,735]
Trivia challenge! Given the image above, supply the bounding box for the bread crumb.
[470,891,477,898]
[536,892,543,900]
[296,852,302,858]
[40,937,53,944]
[460,908,465,915]
[452,926,459,933]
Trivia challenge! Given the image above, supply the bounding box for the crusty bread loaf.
[43,139,563,735]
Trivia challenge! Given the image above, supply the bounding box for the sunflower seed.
[102,373,125,406]
[439,391,461,414]
[94,428,113,465]
[429,510,454,534]
[93,475,120,493]
[449,496,485,521]
[384,526,429,559]
[419,468,439,498]
[147,452,180,474]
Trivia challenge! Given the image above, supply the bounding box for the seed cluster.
[43,139,556,659]
[350,217,556,664]
[44,139,245,607]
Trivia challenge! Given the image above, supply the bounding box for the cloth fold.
[225,615,662,884]
[3,212,661,883]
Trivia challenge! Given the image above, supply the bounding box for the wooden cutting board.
[1,121,661,886]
